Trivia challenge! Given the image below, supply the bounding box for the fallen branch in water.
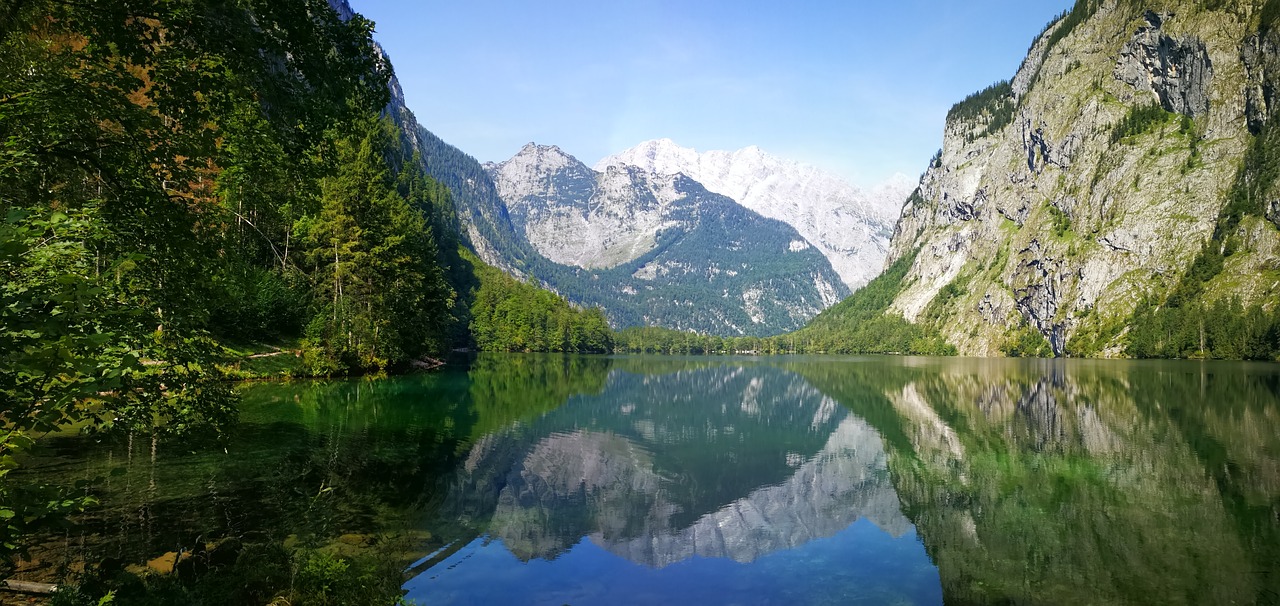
[1,579,58,595]
[410,357,445,371]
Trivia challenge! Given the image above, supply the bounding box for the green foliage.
[0,0,443,575]
[0,207,235,565]
[1047,203,1073,238]
[208,262,309,341]
[1262,0,1280,36]
[1216,116,1280,239]
[1126,113,1280,360]
[48,543,409,606]
[1064,309,1126,357]
[1181,114,1204,172]
[1111,103,1175,143]
[468,252,613,353]
[800,355,1280,605]
[920,274,969,325]
[905,187,928,209]
[294,116,455,373]
[615,265,963,355]
[617,326,719,354]
[1127,296,1279,360]
[948,80,1015,140]
[615,326,777,355]
[783,251,956,355]
[465,353,612,438]
[1000,321,1054,357]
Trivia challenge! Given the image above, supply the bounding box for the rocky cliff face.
[886,0,1280,356]
[486,144,691,269]
[597,139,909,290]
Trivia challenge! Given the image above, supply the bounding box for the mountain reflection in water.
[407,361,936,605]
[407,356,1280,605]
[15,354,1279,605]
[449,367,909,565]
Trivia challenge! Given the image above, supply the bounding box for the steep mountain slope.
[874,0,1280,357]
[468,143,847,335]
[597,139,909,290]
[409,125,534,277]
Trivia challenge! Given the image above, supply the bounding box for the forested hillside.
[0,0,615,589]
[467,251,614,353]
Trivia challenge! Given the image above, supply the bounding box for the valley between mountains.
[398,0,1280,359]
[9,1,1280,603]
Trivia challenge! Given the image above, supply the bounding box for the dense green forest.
[947,80,1015,141]
[782,252,955,355]
[468,251,613,353]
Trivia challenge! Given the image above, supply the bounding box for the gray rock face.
[1242,29,1280,134]
[1011,18,1064,100]
[597,139,908,290]
[1114,11,1214,117]
[486,144,689,270]
[1011,239,1067,355]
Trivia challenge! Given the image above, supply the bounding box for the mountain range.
[437,138,911,336]
[473,142,848,335]
[598,138,909,290]
[369,0,1280,358]
[394,119,910,336]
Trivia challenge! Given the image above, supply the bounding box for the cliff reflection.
[798,357,1280,605]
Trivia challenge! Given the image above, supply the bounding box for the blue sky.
[354,1,1073,188]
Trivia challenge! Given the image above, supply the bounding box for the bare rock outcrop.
[1114,11,1214,117]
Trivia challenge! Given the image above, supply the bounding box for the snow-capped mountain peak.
[596,140,909,290]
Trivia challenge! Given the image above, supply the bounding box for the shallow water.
[18,354,1280,604]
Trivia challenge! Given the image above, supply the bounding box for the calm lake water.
[18,354,1280,604]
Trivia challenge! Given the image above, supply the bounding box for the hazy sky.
[354,1,1073,188]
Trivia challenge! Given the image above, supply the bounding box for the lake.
[15,354,1280,604]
